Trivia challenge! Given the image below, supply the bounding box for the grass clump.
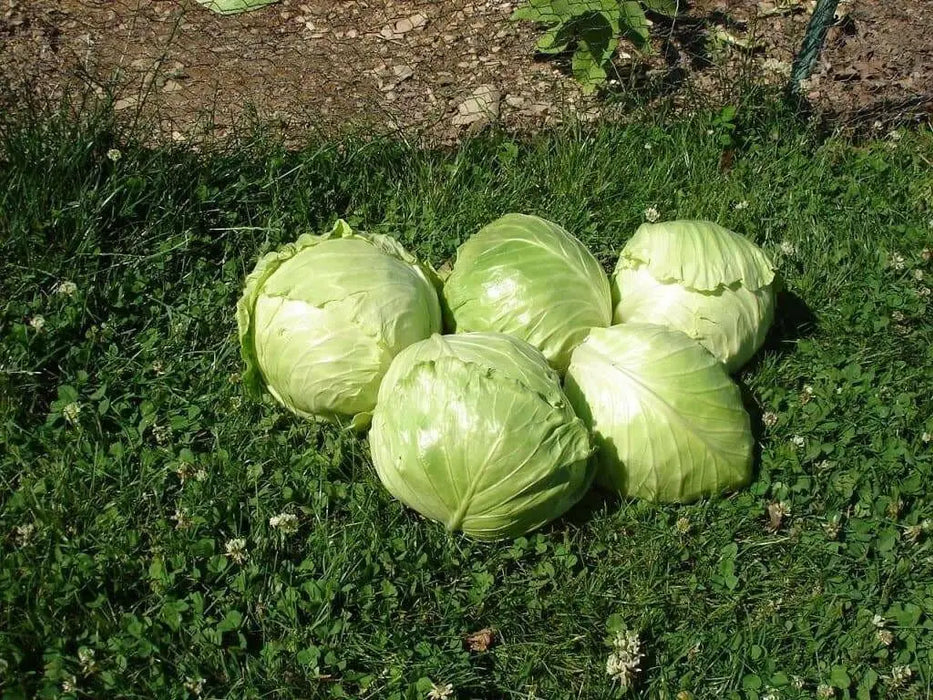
[1,102,932,699]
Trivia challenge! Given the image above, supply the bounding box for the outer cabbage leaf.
[564,323,753,503]
[370,333,594,540]
[612,220,777,372]
[236,220,442,426]
[443,213,612,373]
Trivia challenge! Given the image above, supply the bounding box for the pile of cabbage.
[238,214,777,539]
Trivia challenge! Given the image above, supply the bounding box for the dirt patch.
[1,0,930,145]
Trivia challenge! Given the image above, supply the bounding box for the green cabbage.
[564,323,753,503]
[370,332,594,539]
[612,220,777,372]
[443,213,612,372]
[236,220,441,426]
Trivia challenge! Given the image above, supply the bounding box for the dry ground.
[1,0,930,144]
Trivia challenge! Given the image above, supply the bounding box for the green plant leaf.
[195,0,278,15]
[620,1,650,45]
[565,11,618,92]
[572,47,609,94]
[512,0,557,23]
[640,0,679,16]
[511,0,575,23]
[536,27,570,54]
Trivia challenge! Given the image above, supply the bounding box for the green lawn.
[1,100,932,700]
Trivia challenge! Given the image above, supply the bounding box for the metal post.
[789,0,840,94]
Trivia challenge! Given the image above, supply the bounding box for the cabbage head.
[443,213,612,373]
[236,220,442,426]
[564,323,753,503]
[370,332,594,540]
[612,220,776,372]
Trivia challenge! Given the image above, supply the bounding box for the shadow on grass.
[741,288,817,454]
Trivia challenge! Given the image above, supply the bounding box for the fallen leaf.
[464,628,497,652]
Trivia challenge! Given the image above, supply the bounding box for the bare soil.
[1,0,930,145]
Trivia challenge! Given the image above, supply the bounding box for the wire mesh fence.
[0,0,929,145]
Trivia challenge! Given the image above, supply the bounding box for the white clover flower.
[823,515,841,540]
[107,148,122,162]
[734,200,749,210]
[78,647,96,674]
[816,684,834,698]
[800,384,814,404]
[922,432,931,443]
[877,628,894,646]
[675,516,691,534]
[151,423,171,446]
[791,435,805,449]
[791,676,805,690]
[771,501,790,517]
[225,537,248,564]
[888,665,912,687]
[194,467,208,482]
[53,280,78,296]
[761,690,779,700]
[872,613,886,628]
[762,411,778,428]
[905,523,924,543]
[919,286,931,297]
[29,315,46,331]
[643,206,660,223]
[643,143,653,150]
[891,310,905,323]
[61,675,77,694]
[427,682,454,699]
[606,629,643,689]
[915,269,925,281]
[922,247,931,261]
[889,253,906,270]
[62,402,81,425]
[14,523,36,546]
[779,240,797,256]
[172,508,192,530]
[184,676,205,696]
[269,512,299,534]
[151,360,166,375]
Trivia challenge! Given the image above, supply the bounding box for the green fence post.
[789,0,840,94]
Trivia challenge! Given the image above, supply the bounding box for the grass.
[0,98,932,700]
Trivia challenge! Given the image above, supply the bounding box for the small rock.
[114,96,138,111]
[162,80,183,93]
[377,64,414,91]
[522,102,551,117]
[346,28,358,38]
[395,13,427,33]
[393,64,414,81]
[451,85,500,127]
[505,95,525,108]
